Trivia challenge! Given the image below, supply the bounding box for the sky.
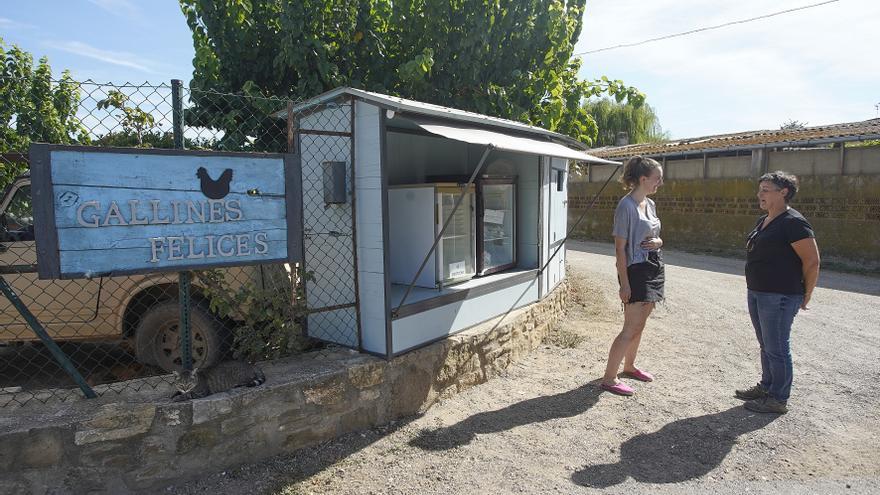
[575,0,880,137]
[1,0,878,139]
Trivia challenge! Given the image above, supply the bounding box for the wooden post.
[287,101,295,153]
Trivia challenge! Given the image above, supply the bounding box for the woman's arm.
[640,237,663,250]
[614,236,630,303]
[791,237,820,310]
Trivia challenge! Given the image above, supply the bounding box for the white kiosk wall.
[547,157,568,293]
[353,101,388,355]
[539,156,569,296]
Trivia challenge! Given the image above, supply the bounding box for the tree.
[584,98,669,148]
[178,0,645,150]
[0,37,88,188]
[779,119,808,130]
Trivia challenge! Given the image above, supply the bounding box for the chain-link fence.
[296,101,360,350]
[0,77,350,407]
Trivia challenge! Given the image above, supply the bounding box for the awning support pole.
[392,145,494,317]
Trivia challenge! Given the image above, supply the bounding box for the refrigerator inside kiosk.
[388,183,476,289]
[476,176,516,276]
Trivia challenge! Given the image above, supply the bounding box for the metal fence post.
[0,276,97,398]
[172,78,193,371]
[172,79,185,150]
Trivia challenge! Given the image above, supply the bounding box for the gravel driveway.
[170,241,880,494]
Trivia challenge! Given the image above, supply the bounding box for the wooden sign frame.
[29,144,302,280]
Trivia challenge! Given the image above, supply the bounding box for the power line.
[574,0,840,57]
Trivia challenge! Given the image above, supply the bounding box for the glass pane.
[482,184,514,270]
[439,191,474,281]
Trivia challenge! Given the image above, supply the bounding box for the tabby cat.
[171,361,266,401]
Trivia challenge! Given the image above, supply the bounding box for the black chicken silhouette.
[196,167,233,199]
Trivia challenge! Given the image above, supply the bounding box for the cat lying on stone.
[171,361,265,401]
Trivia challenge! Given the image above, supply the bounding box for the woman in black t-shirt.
[735,171,820,415]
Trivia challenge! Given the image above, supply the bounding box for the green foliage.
[178,0,644,147]
[94,129,176,148]
[779,119,808,130]
[96,90,159,146]
[194,268,314,362]
[845,139,880,148]
[93,90,223,149]
[0,37,88,189]
[584,98,669,148]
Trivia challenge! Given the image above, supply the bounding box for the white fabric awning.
[415,122,620,165]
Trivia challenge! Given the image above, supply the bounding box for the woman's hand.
[619,286,631,304]
[641,237,663,250]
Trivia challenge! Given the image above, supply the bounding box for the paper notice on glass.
[449,261,467,278]
[484,209,505,225]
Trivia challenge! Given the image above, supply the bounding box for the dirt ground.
[169,241,880,495]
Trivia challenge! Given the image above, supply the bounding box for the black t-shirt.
[745,208,815,295]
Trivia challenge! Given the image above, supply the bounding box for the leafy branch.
[96,90,159,146]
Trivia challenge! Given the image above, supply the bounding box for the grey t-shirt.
[612,195,661,266]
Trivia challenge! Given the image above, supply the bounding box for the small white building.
[287,88,616,358]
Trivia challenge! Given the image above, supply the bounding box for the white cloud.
[576,0,880,137]
[86,0,140,19]
[0,17,36,30]
[44,40,156,73]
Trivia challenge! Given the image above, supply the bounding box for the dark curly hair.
[759,171,799,202]
[619,155,662,189]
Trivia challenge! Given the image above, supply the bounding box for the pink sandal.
[600,381,635,396]
[620,369,654,382]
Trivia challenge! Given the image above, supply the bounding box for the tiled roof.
[589,118,880,159]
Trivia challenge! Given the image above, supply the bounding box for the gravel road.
[169,241,880,495]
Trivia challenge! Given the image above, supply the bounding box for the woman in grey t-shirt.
[600,156,665,397]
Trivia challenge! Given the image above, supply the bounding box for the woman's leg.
[747,290,772,391]
[603,302,653,384]
[752,292,802,402]
[623,302,655,372]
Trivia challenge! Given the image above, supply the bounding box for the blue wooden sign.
[29,144,302,280]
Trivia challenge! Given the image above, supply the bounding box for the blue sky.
[2,0,878,139]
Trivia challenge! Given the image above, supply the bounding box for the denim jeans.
[747,289,803,402]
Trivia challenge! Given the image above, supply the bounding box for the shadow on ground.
[409,379,603,451]
[0,341,159,390]
[571,405,778,488]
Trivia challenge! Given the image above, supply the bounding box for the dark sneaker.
[735,384,769,401]
[744,397,788,414]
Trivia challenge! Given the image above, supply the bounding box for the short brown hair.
[619,155,662,188]
[759,171,798,202]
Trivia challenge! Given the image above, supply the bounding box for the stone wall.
[0,283,566,493]
[585,146,880,182]
[568,174,880,271]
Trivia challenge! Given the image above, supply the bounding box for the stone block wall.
[569,175,880,270]
[0,283,566,493]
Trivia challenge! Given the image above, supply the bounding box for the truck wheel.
[134,301,226,372]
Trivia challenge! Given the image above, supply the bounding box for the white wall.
[354,101,388,355]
